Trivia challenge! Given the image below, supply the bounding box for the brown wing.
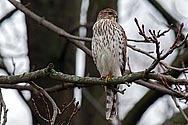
[116,23,127,75]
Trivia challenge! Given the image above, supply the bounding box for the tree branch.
[172,96,188,123]
[30,82,59,125]
[0,63,188,99]
[8,0,92,56]
[0,63,54,84]
[0,90,8,125]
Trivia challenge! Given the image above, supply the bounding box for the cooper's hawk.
[92,8,127,120]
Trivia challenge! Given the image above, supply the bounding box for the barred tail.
[105,87,118,120]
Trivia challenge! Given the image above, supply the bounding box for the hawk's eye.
[108,12,113,15]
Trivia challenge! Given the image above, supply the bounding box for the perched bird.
[91,8,127,120]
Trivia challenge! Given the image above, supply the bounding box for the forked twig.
[32,98,49,122]
[61,98,75,115]
[67,101,80,125]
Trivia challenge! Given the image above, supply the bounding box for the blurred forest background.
[0,0,188,125]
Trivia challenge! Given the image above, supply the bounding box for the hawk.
[92,8,127,120]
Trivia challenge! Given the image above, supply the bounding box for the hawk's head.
[97,8,118,22]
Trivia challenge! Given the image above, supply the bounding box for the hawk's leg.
[102,74,113,83]
[102,75,119,92]
[102,75,125,94]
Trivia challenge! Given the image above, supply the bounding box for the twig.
[145,23,187,74]
[127,57,132,74]
[134,19,188,74]
[134,80,185,98]
[61,98,75,115]
[161,63,188,72]
[161,23,186,60]
[134,18,150,42]
[127,44,155,59]
[67,101,80,125]
[127,42,188,72]
[172,96,188,123]
[40,93,51,122]
[127,39,151,43]
[157,24,173,37]
[181,60,188,93]
[32,98,49,122]
[127,44,188,72]
[30,81,59,125]
[159,77,182,96]
[46,83,93,93]
[11,58,16,75]
[0,90,8,125]
[149,29,161,59]
[144,29,161,74]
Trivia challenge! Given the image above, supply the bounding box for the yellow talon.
[103,75,113,83]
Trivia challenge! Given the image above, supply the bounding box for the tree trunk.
[22,0,81,124]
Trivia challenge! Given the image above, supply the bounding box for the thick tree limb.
[0,63,188,99]
[0,63,53,84]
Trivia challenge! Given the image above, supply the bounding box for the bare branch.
[161,23,185,60]
[31,98,49,122]
[0,63,188,100]
[67,101,80,125]
[134,20,188,74]
[61,98,75,115]
[157,24,173,37]
[31,81,59,125]
[134,18,151,42]
[36,83,58,124]
[0,90,8,125]
[127,44,155,59]
[8,0,92,57]
[39,92,51,121]
[134,80,185,98]
[0,63,54,84]
[172,96,188,123]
